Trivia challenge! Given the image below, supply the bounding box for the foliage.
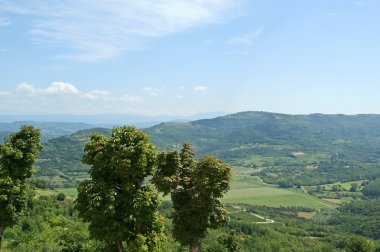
[344,236,377,252]
[0,125,42,248]
[75,126,164,251]
[32,112,380,188]
[362,179,380,198]
[3,191,106,252]
[153,143,232,251]
[217,230,242,252]
[328,200,380,239]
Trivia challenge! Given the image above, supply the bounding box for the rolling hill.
[35,111,380,187]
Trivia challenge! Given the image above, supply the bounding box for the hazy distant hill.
[0,111,226,127]
[36,111,380,186]
[0,121,95,142]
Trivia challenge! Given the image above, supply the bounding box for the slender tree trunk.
[189,239,202,252]
[117,241,124,252]
[0,225,5,252]
[134,176,143,232]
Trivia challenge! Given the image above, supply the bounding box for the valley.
[1,111,380,251]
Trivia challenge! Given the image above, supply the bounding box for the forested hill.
[146,111,380,158]
[36,112,380,186]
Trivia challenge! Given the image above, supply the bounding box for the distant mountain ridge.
[0,111,227,126]
[0,121,95,142]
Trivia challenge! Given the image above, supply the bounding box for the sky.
[0,0,379,116]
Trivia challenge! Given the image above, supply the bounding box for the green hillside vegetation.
[35,112,380,188]
[362,179,380,198]
[35,128,111,187]
[2,120,380,251]
[4,189,379,252]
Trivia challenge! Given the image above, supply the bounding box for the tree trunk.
[134,176,142,189]
[134,176,143,232]
[117,241,124,252]
[0,225,5,252]
[189,239,202,252]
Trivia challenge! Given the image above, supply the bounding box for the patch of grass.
[231,176,267,189]
[35,188,57,197]
[230,210,264,222]
[224,187,334,209]
[297,211,317,219]
[55,187,78,198]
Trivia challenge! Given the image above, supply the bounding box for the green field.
[47,175,336,209]
[223,174,336,209]
[231,176,267,189]
[229,209,264,223]
[55,187,78,198]
[224,186,335,209]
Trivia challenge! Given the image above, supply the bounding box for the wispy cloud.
[0,0,235,61]
[0,90,11,96]
[83,89,110,100]
[226,27,264,46]
[0,17,11,27]
[120,94,143,104]
[17,82,79,95]
[143,86,164,97]
[193,85,208,92]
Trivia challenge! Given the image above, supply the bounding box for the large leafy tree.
[0,125,43,249]
[75,126,164,252]
[153,143,232,252]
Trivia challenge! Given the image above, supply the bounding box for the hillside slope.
[36,112,380,186]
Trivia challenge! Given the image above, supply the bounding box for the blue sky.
[0,0,379,116]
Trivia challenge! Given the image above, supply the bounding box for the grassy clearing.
[35,188,57,197]
[55,187,78,198]
[224,187,335,209]
[297,211,317,219]
[231,176,267,189]
[229,210,264,222]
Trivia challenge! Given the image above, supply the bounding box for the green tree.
[0,125,42,249]
[75,126,164,252]
[153,143,232,252]
[350,183,358,192]
[344,236,377,252]
[217,230,242,252]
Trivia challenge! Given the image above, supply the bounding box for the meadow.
[224,175,336,209]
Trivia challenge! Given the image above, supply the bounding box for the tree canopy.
[75,126,164,252]
[0,125,42,249]
[153,143,232,252]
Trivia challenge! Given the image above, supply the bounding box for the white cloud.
[17,82,79,95]
[143,86,164,96]
[83,89,111,100]
[43,82,79,94]
[177,95,184,99]
[17,82,38,94]
[0,90,11,96]
[0,0,236,61]
[226,27,264,46]
[193,85,208,92]
[0,17,11,27]
[120,94,143,104]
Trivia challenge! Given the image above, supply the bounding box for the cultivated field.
[224,175,336,209]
